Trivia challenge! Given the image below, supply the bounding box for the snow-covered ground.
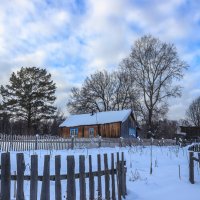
[7,145,200,200]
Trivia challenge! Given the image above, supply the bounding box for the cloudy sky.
[0,0,200,120]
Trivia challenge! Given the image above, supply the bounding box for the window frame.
[70,128,78,137]
[89,127,94,137]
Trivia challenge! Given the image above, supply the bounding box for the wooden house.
[59,109,137,138]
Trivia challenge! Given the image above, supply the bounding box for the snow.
[7,145,200,199]
[59,109,132,127]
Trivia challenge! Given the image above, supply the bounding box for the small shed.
[59,109,137,138]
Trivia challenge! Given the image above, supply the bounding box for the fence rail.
[0,152,127,200]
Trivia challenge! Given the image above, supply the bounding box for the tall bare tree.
[121,35,187,132]
[186,96,200,126]
[67,70,139,114]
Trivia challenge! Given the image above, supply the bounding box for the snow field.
[6,145,200,199]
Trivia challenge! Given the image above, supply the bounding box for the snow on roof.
[59,109,133,127]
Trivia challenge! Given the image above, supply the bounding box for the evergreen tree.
[0,67,57,134]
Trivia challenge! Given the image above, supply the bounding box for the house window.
[70,128,78,137]
[89,128,94,137]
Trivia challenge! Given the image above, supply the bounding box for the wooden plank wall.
[99,123,121,138]
[61,123,121,138]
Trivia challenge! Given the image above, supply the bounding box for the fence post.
[41,155,50,200]
[30,155,38,200]
[16,153,25,200]
[97,154,102,200]
[189,152,194,184]
[55,155,61,200]
[198,153,200,167]
[117,161,122,200]
[98,136,102,148]
[117,152,119,164]
[119,137,123,147]
[1,152,11,200]
[71,136,74,150]
[79,155,86,200]
[14,171,17,198]
[121,152,126,197]
[35,135,38,150]
[89,155,94,200]
[67,155,76,200]
[111,153,116,200]
[104,154,110,199]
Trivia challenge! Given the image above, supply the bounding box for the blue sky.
[0,0,200,120]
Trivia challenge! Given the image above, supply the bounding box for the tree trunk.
[148,109,153,136]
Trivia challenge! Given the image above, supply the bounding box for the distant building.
[177,126,200,140]
[59,109,137,138]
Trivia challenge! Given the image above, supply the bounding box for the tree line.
[0,35,192,137]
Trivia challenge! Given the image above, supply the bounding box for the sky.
[0,0,200,120]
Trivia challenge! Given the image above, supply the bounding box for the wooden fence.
[188,144,200,184]
[0,152,127,200]
[0,134,71,152]
[0,134,176,152]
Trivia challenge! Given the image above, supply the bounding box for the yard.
[4,144,200,200]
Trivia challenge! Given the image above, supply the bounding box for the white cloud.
[0,0,200,119]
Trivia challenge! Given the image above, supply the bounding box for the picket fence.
[0,134,71,151]
[0,134,176,152]
[0,151,127,200]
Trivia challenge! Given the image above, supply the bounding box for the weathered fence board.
[30,155,38,200]
[1,152,10,200]
[97,154,102,200]
[188,145,200,184]
[16,153,25,200]
[89,155,94,200]
[79,155,86,200]
[55,155,62,200]
[104,153,110,199]
[40,155,50,200]
[67,155,76,200]
[111,153,116,200]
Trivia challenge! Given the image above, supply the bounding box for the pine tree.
[0,67,57,134]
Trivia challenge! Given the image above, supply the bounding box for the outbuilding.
[177,126,200,140]
[59,109,137,138]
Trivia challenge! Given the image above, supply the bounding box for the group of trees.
[0,35,191,137]
[67,70,139,115]
[68,35,187,138]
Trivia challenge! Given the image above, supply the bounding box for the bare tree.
[121,35,188,132]
[67,70,139,114]
[186,96,200,126]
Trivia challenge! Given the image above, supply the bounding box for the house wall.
[121,115,137,138]
[60,127,70,138]
[99,122,121,138]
